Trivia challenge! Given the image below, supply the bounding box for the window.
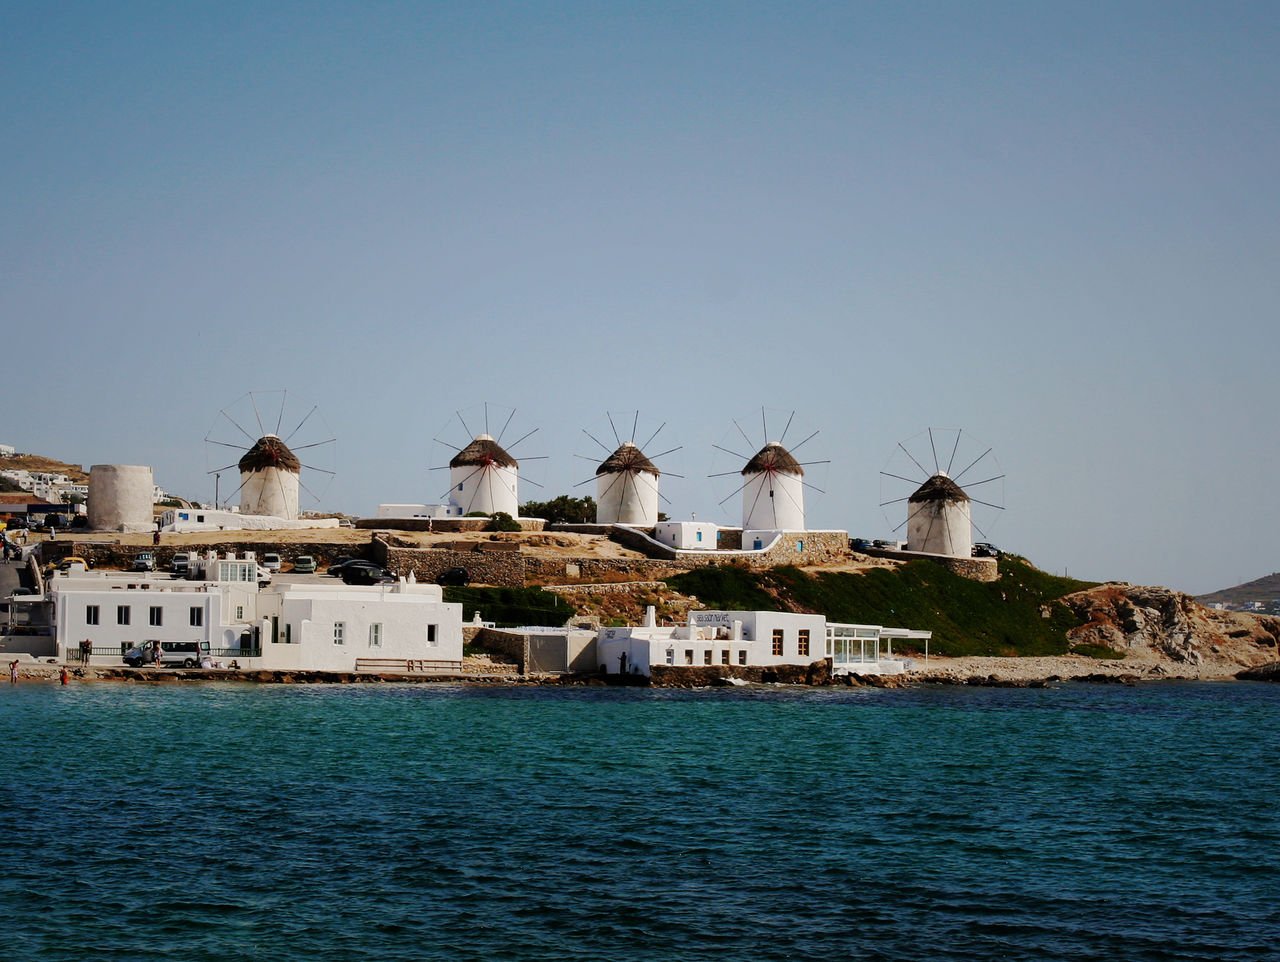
[685,649,693,665]
[703,650,712,665]
[426,624,437,647]
[283,623,292,645]
[85,605,99,626]
[798,629,810,657]
[117,605,131,626]
[666,648,675,665]
[334,622,345,646]
[772,629,784,656]
[235,605,244,620]
[738,650,747,665]
[721,650,729,665]
[369,624,382,648]
[189,606,203,627]
[149,606,163,627]
[796,540,804,552]
[696,531,702,542]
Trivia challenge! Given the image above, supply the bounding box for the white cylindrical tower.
[239,435,300,520]
[741,441,805,531]
[906,472,972,557]
[88,464,154,532]
[595,442,660,525]
[449,434,519,517]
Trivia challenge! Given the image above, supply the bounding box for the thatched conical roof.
[597,441,659,477]
[742,441,803,477]
[238,435,300,473]
[450,434,518,469]
[909,472,970,503]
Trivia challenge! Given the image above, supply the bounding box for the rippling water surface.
[3,680,1278,960]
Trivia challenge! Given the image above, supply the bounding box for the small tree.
[520,494,596,524]
[484,511,521,532]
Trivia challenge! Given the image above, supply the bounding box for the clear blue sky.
[4,1,1277,594]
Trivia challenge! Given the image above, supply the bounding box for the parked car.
[972,542,1002,558]
[326,556,358,576]
[436,566,469,586]
[257,565,273,585]
[171,552,191,575]
[341,563,395,586]
[133,551,155,571]
[43,556,90,578]
[850,538,872,552]
[261,553,283,572]
[292,555,317,574]
[123,640,211,668]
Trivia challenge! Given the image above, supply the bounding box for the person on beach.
[80,639,92,664]
[9,660,18,684]
[152,642,163,668]
[59,666,68,685]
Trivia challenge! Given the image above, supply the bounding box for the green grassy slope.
[443,586,576,628]
[665,557,1100,657]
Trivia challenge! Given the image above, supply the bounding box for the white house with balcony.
[49,553,462,672]
[597,607,928,677]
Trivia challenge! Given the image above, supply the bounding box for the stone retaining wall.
[649,659,832,687]
[860,546,999,582]
[357,518,545,533]
[371,538,528,587]
[55,541,364,572]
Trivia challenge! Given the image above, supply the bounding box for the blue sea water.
[2,680,1278,961]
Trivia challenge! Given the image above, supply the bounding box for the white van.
[123,640,211,668]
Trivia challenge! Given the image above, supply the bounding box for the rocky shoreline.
[7,652,1277,688]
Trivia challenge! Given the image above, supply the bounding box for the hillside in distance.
[1,453,88,482]
[1196,573,1280,607]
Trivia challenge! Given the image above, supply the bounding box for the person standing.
[9,660,18,684]
[59,666,68,686]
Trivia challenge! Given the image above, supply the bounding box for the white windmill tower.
[578,412,681,526]
[433,403,543,518]
[711,409,828,537]
[239,435,302,520]
[880,428,1005,558]
[205,391,336,520]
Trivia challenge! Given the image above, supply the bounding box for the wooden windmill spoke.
[898,442,932,480]
[299,464,336,476]
[249,392,266,437]
[218,409,258,445]
[494,406,516,444]
[928,428,940,475]
[582,429,612,454]
[881,471,924,486]
[713,444,749,461]
[207,461,240,475]
[640,422,666,451]
[945,430,962,476]
[778,410,796,445]
[717,479,749,506]
[206,440,249,453]
[969,497,1003,511]
[962,474,1005,489]
[505,427,539,452]
[283,404,318,444]
[952,447,993,484]
[440,465,485,503]
[291,438,336,453]
[790,429,819,453]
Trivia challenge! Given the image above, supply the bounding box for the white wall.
[653,521,719,550]
[449,463,518,517]
[742,469,805,531]
[241,466,300,520]
[907,498,972,558]
[88,464,154,532]
[596,469,659,525]
[263,583,463,672]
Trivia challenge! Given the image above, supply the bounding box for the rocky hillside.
[1061,584,1280,672]
[1196,572,1280,607]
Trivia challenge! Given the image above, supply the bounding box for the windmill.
[710,408,829,532]
[204,391,336,518]
[879,428,1005,557]
[431,402,545,517]
[573,411,683,525]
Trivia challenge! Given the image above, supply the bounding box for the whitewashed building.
[50,554,461,671]
[906,472,973,558]
[741,442,806,532]
[239,435,301,520]
[597,608,927,677]
[652,521,720,551]
[595,441,660,526]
